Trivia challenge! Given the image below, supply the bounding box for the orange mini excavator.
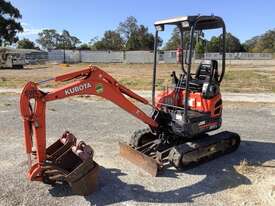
[20,15,240,195]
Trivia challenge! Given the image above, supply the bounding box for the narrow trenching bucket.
[43,132,100,196]
[119,142,159,176]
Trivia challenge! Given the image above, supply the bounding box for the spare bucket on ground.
[41,131,100,195]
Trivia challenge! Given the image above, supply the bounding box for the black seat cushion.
[195,60,218,82]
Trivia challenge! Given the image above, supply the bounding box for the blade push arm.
[19,65,158,180]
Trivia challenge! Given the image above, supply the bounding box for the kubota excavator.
[20,15,240,195]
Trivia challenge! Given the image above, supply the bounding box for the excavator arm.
[19,65,158,181]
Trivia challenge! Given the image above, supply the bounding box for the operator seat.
[170,59,219,93]
[193,59,220,99]
[195,59,218,82]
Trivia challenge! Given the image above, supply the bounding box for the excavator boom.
[19,65,159,194]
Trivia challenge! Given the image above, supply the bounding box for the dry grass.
[223,70,275,93]
[232,159,275,206]
[1,63,275,92]
[234,159,256,174]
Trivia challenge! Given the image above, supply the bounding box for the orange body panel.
[156,88,222,118]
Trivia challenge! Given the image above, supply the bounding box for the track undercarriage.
[120,128,240,176]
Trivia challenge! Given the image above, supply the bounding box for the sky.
[9,0,275,44]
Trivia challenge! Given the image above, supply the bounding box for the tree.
[225,33,242,52]
[165,29,242,53]
[244,29,275,52]
[57,30,81,49]
[206,33,242,52]
[0,0,23,45]
[36,29,81,50]
[90,16,161,51]
[91,30,124,50]
[206,36,220,52]
[36,29,60,50]
[125,32,140,50]
[164,28,190,50]
[77,43,91,50]
[195,41,205,57]
[117,16,162,50]
[126,25,159,50]
[117,16,138,41]
[243,36,259,52]
[16,38,37,49]
[164,28,180,50]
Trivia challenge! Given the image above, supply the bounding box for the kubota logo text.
[64,83,92,95]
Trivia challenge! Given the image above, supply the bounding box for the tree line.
[164,27,246,55]
[31,16,161,51]
[0,0,274,53]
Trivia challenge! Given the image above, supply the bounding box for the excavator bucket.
[42,132,100,195]
[119,142,159,176]
[45,131,76,161]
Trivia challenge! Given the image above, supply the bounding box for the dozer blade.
[119,142,159,176]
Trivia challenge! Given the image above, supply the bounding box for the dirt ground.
[1,62,275,92]
[0,94,274,206]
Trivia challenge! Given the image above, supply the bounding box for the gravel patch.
[0,95,274,206]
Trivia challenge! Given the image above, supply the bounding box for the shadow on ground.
[49,140,275,205]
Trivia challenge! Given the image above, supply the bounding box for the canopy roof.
[154,15,224,31]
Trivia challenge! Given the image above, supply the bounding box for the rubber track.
[170,131,241,170]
